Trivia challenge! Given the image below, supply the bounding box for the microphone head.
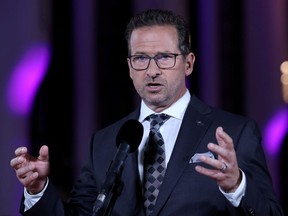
[116,119,144,153]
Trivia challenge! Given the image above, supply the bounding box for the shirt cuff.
[219,169,246,207]
[23,178,49,211]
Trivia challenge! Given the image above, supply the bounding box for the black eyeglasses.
[128,53,182,71]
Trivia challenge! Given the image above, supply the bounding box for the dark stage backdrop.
[0,0,287,215]
[31,0,288,203]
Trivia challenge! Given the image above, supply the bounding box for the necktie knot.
[146,113,170,131]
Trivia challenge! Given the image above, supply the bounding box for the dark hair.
[125,9,191,56]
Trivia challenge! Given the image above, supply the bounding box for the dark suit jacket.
[21,95,284,216]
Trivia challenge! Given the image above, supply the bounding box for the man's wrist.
[224,170,242,193]
[26,178,49,196]
[219,170,246,207]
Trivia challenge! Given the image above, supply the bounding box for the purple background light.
[6,43,51,116]
[264,107,288,156]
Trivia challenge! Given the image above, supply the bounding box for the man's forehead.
[129,26,179,54]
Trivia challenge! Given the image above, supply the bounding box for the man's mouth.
[147,82,161,87]
[146,82,163,91]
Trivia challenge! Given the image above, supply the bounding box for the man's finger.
[198,154,229,173]
[38,145,49,161]
[216,127,233,149]
[10,156,25,169]
[21,172,39,188]
[15,147,27,156]
[16,164,35,178]
[195,165,224,180]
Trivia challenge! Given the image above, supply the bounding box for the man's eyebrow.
[132,51,173,56]
[132,52,148,55]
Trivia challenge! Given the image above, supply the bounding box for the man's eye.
[133,55,148,62]
[156,54,173,60]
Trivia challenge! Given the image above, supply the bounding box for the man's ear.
[185,52,195,76]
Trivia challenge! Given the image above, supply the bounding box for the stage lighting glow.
[264,107,288,156]
[6,43,51,116]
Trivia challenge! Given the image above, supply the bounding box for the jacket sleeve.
[232,120,284,215]
[20,182,71,216]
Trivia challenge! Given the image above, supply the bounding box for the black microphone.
[92,119,143,215]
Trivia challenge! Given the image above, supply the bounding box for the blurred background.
[0,0,287,215]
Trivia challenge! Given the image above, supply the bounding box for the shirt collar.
[139,89,191,122]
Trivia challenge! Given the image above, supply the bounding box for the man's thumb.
[39,145,49,161]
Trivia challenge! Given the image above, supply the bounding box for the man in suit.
[10,9,284,215]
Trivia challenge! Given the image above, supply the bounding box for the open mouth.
[147,82,161,87]
[146,82,163,91]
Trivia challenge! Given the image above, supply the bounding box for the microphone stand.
[92,160,125,216]
[102,178,124,216]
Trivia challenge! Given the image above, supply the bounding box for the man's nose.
[146,59,161,77]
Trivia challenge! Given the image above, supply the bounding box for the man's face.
[127,25,195,112]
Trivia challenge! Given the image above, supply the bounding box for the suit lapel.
[151,95,213,215]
